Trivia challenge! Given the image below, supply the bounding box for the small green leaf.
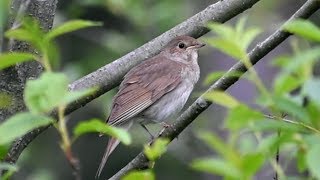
[5,29,41,48]
[226,104,263,130]
[203,91,239,108]
[302,78,320,107]
[274,73,303,95]
[207,22,234,39]
[0,52,35,69]
[122,170,154,180]
[206,37,246,60]
[272,96,310,123]
[242,153,265,178]
[73,119,131,145]
[306,102,320,128]
[5,18,45,50]
[251,120,303,132]
[297,149,307,173]
[284,19,320,42]
[62,87,97,106]
[46,20,102,40]
[198,132,240,165]
[0,112,54,145]
[306,143,320,179]
[0,144,9,160]
[191,158,242,178]
[24,72,68,114]
[257,133,293,155]
[241,28,261,50]
[285,47,320,73]
[144,138,169,161]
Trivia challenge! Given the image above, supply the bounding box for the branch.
[109,0,320,179]
[5,0,262,164]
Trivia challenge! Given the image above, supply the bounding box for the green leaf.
[191,158,242,178]
[306,143,320,179]
[198,132,240,165]
[284,19,320,42]
[302,78,320,107]
[241,28,261,50]
[5,29,41,48]
[272,96,310,123]
[226,104,263,130]
[5,18,45,50]
[274,73,303,95]
[203,91,239,108]
[73,119,131,145]
[285,47,320,74]
[122,170,154,180]
[251,120,303,132]
[257,133,294,155]
[0,144,9,160]
[207,22,234,39]
[62,87,97,106]
[144,138,169,161]
[297,149,307,173]
[242,153,265,178]
[306,102,320,128]
[24,72,68,114]
[0,112,54,145]
[0,52,35,69]
[206,37,246,60]
[46,20,102,40]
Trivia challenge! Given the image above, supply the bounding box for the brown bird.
[96,35,205,178]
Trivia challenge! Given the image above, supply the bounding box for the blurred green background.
[11,0,320,179]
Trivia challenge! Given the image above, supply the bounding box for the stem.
[264,114,320,135]
[57,106,81,180]
[57,106,70,150]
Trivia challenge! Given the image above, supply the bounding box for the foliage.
[0,17,131,179]
[194,18,320,179]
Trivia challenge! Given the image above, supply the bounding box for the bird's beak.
[187,42,206,50]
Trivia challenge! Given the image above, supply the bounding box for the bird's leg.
[140,123,154,140]
[160,122,175,130]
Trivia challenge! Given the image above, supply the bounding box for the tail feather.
[95,137,120,179]
[95,122,133,179]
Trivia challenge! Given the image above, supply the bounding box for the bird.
[96,35,205,178]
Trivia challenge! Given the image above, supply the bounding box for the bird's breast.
[139,74,197,124]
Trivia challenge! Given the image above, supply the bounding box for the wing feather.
[107,55,184,125]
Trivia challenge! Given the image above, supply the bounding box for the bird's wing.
[107,56,184,126]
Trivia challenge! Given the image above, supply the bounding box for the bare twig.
[5,0,262,164]
[109,0,320,179]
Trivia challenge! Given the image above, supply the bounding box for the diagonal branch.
[109,0,320,179]
[5,0,262,164]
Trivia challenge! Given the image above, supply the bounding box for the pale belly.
[138,81,194,124]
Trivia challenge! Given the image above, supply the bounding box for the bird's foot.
[161,122,172,128]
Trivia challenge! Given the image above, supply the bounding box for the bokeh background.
[12,0,320,179]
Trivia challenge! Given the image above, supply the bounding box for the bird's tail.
[95,122,133,179]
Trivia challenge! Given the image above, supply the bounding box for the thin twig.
[264,114,320,135]
[109,1,320,179]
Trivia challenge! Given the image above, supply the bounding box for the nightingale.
[96,35,205,178]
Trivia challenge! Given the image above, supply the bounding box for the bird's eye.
[178,42,185,49]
